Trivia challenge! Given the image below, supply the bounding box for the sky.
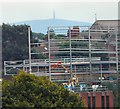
[0,0,119,24]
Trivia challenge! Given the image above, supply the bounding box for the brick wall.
[80,91,114,108]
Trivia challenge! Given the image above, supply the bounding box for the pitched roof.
[91,20,120,30]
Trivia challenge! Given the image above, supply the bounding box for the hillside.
[14,19,91,33]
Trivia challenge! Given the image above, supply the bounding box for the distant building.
[91,20,120,75]
[80,90,114,108]
[91,20,120,30]
[67,26,80,37]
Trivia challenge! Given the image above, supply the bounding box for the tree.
[2,23,33,61]
[2,71,85,108]
[32,32,45,40]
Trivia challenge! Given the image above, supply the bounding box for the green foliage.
[32,32,45,40]
[55,52,89,58]
[2,71,85,108]
[2,23,33,61]
[55,40,89,58]
[31,48,47,59]
[60,41,88,49]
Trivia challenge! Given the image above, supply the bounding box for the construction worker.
[72,74,78,85]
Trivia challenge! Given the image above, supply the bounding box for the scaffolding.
[47,26,119,83]
[4,26,119,83]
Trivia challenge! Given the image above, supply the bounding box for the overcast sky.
[0,0,119,24]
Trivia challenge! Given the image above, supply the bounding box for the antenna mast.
[95,13,97,21]
[53,10,55,19]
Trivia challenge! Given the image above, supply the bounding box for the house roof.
[91,20,120,30]
[34,46,48,53]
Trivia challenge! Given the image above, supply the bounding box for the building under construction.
[4,20,120,84]
[3,20,120,108]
